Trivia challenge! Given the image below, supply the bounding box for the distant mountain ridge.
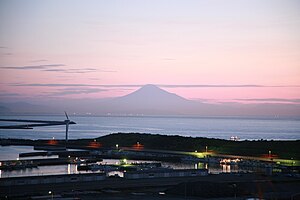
[0,84,300,117]
[102,84,234,116]
[103,84,196,115]
[120,84,187,102]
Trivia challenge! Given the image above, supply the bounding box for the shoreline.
[1,132,299,163]
[1,133,299,199]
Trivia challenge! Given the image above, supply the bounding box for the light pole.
[232,184,237,199]
[116,144,119,150]
[48,191,53,200]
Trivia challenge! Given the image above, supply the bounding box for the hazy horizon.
[0,84,299,117]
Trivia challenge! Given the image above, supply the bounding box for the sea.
[0,115,299,177]
[0,115,300,141]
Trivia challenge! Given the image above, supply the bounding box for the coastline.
[1,132,299,161]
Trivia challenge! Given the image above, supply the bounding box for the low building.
[0,172,106,186]
[124,169,208,179]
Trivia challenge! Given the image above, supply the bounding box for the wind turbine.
[0,112,76,147]
[64,111,72,145]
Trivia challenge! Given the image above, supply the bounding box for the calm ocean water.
[0,115,299,140]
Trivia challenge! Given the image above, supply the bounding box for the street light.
[121,158,127,165]
[116,144,119,150]
[48,191,53,200]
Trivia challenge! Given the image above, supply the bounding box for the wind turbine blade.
[0,119,65,123]
[0,125,33,129]
[0,122,66,129]
[65,111,69,120]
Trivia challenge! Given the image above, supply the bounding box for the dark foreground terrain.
[96,133,300,160]
[2,132,299,160]
[2,174,299,200]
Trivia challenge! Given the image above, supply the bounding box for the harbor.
[0,117,299,199]
[1,139,297,176]
[1,135,299,199]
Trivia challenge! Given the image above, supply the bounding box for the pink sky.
[0,0,299,104]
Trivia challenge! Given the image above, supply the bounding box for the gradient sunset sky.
[0,0,299,104]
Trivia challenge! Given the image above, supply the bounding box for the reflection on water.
[67,164,71,174]
[0,160,253,178]
[0,146,254,178]
[0,164,80,178]
[222,164,231,173]
[107,171,124,178]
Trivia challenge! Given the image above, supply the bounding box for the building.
[124,169,208,179]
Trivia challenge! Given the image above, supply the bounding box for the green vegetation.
[95,133,300,160]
